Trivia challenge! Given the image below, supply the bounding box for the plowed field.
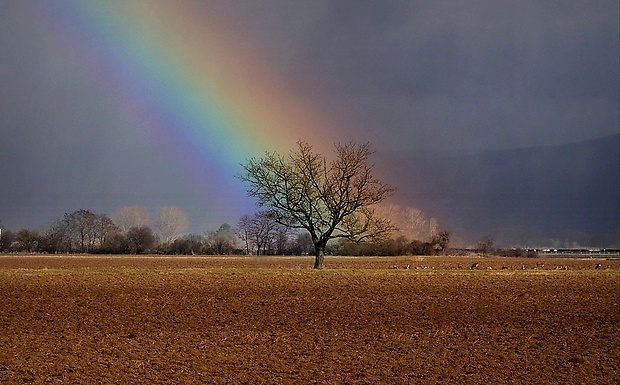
[1,255,619,384]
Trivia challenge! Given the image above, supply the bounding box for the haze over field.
[1,1,618,247]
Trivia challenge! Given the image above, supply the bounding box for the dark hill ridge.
[378,134,620,247]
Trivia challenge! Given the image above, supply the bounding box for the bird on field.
[470,263,478,270]
[595,263,602,270]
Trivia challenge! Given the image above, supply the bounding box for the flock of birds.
[391,262,605,270]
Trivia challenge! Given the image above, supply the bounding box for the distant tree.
[477,235,494,256]
[327,238,401,256]
[113,206,150,233]
[63,209,97,252]
[40,219,72,253]
[238,212,295,255]
[206,223,238,255]
[156,206,188,243]
[59,210,116,253]
[240,141,394,268]
[98,231,129,254]
[236,215,253,254]
[409,239,435,255]
[164,234,206,255]
[254,213,277,255]
[0,227,14,253]
[14,229,41,253]
[272,225,289,255]
[41,219,72,254]
[392,235,409,255]
[432,230,451,254]
[377,204,438,242]
[126,226,156,254]
[93,214,119,251]
[294,232,314,255]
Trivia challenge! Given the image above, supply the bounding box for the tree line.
[0,204,449,256]
[1,141,455,264]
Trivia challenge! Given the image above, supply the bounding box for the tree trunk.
[313,243,326,269]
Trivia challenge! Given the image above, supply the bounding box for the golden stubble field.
[1,255,618,384]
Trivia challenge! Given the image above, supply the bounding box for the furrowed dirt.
[1,256,619,384]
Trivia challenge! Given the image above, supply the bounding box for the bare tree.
[272,225,289,255]
[93,214,119,249]
[41,219,72,253]
[477,235,494,256]
[113,206,150,234]
[237,212,284,255]
[240,141,394,268]
[156,206,188,243]
[63,209,97,253]
[61,210,116,252]
[236,214,253,254]
[255,212,284,255]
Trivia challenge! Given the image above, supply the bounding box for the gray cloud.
[233,1,619,153]
[1,1,618,244]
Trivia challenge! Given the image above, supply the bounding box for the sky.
[1,0,618,245]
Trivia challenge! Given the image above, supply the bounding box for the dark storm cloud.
[235,0,619,153]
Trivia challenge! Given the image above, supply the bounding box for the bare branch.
[239,141,394,268]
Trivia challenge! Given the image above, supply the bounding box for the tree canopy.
[239,141,394,268]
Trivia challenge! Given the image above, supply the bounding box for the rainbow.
[25,0,349,221]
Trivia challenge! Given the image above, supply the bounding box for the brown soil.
[1,255,619,384]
